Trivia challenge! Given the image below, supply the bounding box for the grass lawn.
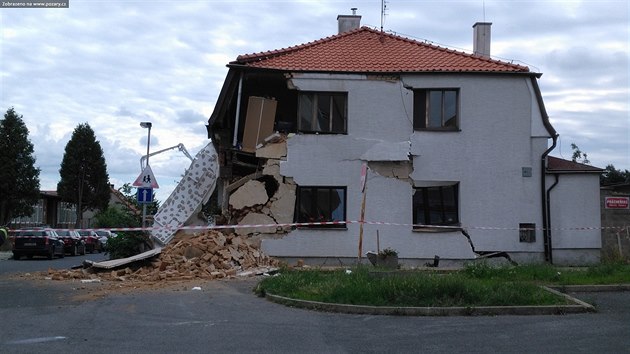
[255,262,630,307]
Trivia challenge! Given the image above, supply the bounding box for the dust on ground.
[7,230,280,301]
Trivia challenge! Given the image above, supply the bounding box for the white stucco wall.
[548,173,602,249]
[262,72,557,262]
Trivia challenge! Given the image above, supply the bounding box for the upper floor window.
[413,89,459,130]
[296,186,346,228]
[298,92,347,134]
[413,184,459,229]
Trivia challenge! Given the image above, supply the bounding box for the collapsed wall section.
[224,134,297,245]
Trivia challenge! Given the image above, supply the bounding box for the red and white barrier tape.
[7,220,627,234]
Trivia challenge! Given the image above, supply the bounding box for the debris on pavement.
[42,230,280,283]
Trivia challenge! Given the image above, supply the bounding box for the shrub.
[106,231,149,259]
[379,247,398,257]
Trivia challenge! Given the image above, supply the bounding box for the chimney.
[337,8,361,34]
[473,22,492,58]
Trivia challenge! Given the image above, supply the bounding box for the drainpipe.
[530,76,559,264]
[541,134,558,263]
[545,173,560,264]
[232,71,244,147]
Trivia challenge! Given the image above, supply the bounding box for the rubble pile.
[46,230,279,282]
[148,230,280,280]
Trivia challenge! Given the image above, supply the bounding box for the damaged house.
[206,14,602,266]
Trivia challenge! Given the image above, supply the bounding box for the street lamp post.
[140,122,152,229]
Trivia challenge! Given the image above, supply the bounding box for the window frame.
[412,184,460,231]
[413,88,460,131]
[295,186,347,229]
[297,92,348,134]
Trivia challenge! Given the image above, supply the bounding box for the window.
[413,184,459,229]
[57,202,77,226]
[296,186,346,228]
[413,89,459,130]
[12,199,44,226]
[298,92,347,134]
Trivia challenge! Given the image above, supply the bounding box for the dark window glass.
[298,95,314,131]
[298,92,347,134]
[413,89,459,130]
[296,186,346,228]
[413,184,459,228]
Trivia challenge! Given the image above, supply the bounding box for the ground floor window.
[10,199,44,227]
[413,184,459,229]
[296,186,346,228]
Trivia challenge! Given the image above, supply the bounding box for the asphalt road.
[1,255,629,353]
[0,251,109,275]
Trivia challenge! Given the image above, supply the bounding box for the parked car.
[77,230,103,253]
[55,230,86,256]
[12,228,65,260]
[94,230,114,252]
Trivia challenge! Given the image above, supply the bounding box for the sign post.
[133,164,160,229]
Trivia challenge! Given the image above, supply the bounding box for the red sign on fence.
[605,197,629,209]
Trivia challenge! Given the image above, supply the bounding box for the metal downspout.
[530,75,559,264]
[541,134,558,263]
[545,173,560,264]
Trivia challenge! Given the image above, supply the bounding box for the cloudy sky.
[1,0,628,201]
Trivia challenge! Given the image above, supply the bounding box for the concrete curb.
[265,286,596,316]
[548,284,630,292]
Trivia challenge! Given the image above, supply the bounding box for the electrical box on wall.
[519,223,536,243]
[522,167,532,177]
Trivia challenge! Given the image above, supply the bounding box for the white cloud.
[1,0,628,200]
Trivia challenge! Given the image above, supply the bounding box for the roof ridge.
[375,28,529,70]
[234,26,528,71]
[233,26,531,73]
[235,26,365,62]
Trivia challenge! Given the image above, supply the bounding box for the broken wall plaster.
[360,140,410,162]
[226,156,297,240]
[262,160,281,179]
[256,142,287,160]
[270,182,297,224]
[229,180,269,210]
[368,161,413,180]
[236,213,278,236]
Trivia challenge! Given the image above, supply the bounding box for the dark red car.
[55,230,87,256]
[77,230,103,253]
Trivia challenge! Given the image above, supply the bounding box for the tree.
[94,206,138,229]
[0,108,40,225]
[601,164,630,186]
[570,143,590,164]
[57,123,110,227]
[569,143,630,186]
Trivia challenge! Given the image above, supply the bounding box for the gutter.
[532,76,559,264]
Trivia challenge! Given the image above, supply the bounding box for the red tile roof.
[547,156,603,173]
[232,27,530,74]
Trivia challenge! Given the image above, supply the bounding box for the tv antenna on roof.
[380,0,388,32]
